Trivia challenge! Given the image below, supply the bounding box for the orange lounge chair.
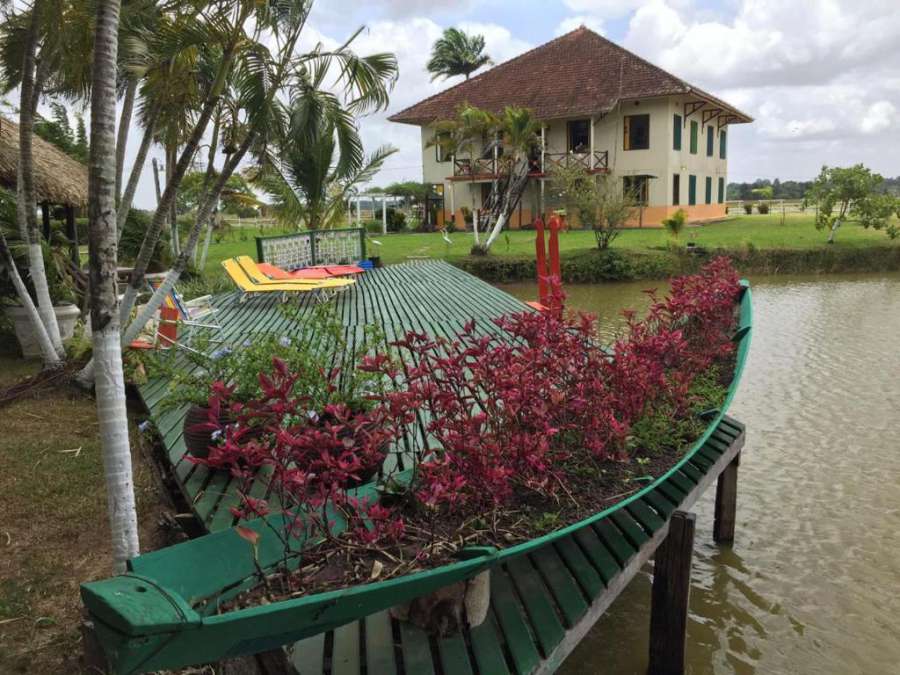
[256,261,365,280]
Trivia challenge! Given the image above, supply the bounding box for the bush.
[662,208,687,240]
[743,203,753,215]
[757,202,770,214]
[387,208,406,232]
[119,209,173,271]
[363,220,383,234]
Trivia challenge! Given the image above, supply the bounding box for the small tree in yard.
[805,164,899,243]
[548,165,637,249]
[662,208,687,240]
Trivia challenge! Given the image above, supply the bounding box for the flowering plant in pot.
[145,303,387,458]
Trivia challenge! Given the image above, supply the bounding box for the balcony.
[451,150,609,180]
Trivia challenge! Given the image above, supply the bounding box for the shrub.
[757,202,770,214]
[119,209,173,271]
[662,208,687,240]
[743,203,753,215]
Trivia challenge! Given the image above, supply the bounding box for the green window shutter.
[690,121,698,154]
[706,126,714,156]
[719,130,727,159]
[673,115,682,150]
[718,177,725,203]
[705,176,712,204]
[688,175,696,205]
[672,173,680,205]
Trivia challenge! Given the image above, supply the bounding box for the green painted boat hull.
[81,282,752,674]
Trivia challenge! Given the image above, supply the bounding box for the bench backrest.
[256,228,366,270]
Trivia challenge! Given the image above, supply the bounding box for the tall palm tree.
[426,27,492,81]
[431,104,541,253]
[87,0,140,573]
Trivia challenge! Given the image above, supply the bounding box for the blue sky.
[121,0,900,207]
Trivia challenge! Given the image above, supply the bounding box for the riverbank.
[199,213,900,283]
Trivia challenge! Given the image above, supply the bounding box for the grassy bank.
[197,214,900,284]
[0,345,171,673]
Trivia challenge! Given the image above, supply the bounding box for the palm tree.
[87,0,140,573]
[257,87,397,231]
[432,104,541,253]
[426,27,492,81]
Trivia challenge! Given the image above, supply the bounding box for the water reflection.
[498,273,900,674]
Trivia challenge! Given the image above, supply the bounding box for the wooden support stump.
[713,453,740,544]
[648,510,695,675]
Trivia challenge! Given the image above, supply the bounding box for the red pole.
[548,214,561,280]
[534,216,548,306]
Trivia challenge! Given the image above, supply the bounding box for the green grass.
[200,214,900,276]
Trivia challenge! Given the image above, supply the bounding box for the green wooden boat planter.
[82,280,751,675]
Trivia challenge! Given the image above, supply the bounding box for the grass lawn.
[201,214,900,275]
[0,344,171,673]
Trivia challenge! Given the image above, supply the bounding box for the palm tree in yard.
[255,83,397,231]
[426,27,492,81]
[88,0,140,572]
[432,104,541,254]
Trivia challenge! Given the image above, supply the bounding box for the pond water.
[497,273,900,674]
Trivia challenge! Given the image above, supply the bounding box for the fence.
[256,228,367,270]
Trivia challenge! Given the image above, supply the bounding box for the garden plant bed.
[81,260,752,674]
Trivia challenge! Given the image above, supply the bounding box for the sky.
[112,0,900,208]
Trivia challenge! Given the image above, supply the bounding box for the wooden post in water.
[714,453,740,544]
[649,510,695,675]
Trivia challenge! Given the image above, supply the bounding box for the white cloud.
[860,101,896,134]
[563,0,647,19]
[555,16,606,37]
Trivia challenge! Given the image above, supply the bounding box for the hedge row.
[452,245,900,283]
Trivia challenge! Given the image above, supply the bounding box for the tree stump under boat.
[390,569,491,636]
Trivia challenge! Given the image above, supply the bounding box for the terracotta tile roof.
[389,27,752,125]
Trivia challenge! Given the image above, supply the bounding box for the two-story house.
[389,27,752,228]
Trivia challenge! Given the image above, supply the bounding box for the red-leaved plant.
[198,258,741,589]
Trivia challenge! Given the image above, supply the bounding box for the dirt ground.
[0,343,174,674]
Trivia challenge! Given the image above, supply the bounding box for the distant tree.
[426,27,492,81]
[804,164,899,243]
[385,181,429,203]
[33,103,89,162]
[176,171,258,215]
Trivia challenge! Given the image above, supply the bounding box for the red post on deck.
[548,214,562,281]
[534,216,549,306]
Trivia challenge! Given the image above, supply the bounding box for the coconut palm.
[87,0,140,573]
[426,27,492,81]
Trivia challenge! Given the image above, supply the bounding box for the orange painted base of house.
[623,204,728,228]
[441,204,727,231]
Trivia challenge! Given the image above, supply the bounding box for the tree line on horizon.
[728,176,900,201]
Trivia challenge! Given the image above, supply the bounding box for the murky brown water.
[498,273,900,675]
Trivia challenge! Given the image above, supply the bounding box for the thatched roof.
[0,116,88,207]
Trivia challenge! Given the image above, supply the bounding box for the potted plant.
[1,227,81,358]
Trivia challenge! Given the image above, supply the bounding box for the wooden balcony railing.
[452,150,609,178]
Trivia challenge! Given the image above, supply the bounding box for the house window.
[435,132,450,163]
[718,177,725,204]
[688,175,697,205]
[689,121,698,154]
[623,175,649,205]
[672,174,681,205]
[719,130,727,159]
[705,176,713,204]
[673,114,682,150]
[624,114,650,150]
[567,119,590,153]
[706,126,714,157]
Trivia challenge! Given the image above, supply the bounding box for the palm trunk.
[0,230,61,367]
[115,78,137,205]
[117,106,159,237]
[18,0,64,359]
[194,111,220,266]
[483,157,530,251]
[167,144,180,256]
[121,133,253,347]
[89,0,140,573]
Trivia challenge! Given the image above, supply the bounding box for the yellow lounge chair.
[222,258,354,303]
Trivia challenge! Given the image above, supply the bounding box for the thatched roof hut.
[0,116,88,207]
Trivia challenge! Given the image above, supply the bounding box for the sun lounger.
[222,258,354,302]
